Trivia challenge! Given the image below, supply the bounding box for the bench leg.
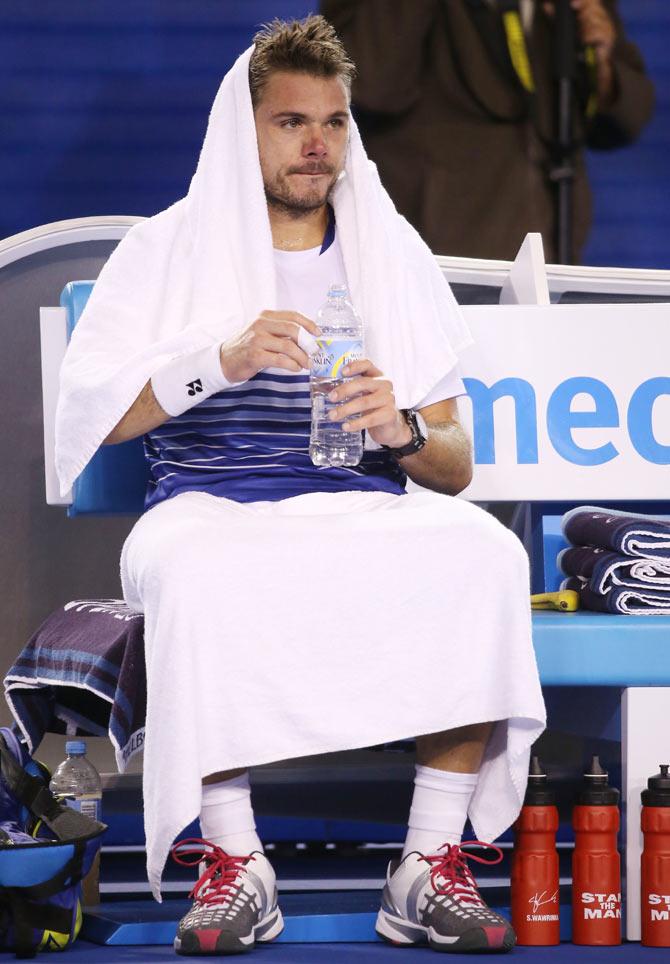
[622,687,670,942]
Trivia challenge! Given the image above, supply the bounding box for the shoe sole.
[376,908,515,953]
[174,906,284,956]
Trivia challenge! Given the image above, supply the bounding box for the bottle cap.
[523,755,556,806]
[65,740,87,756]
[576,755,619,806]
[641,764,670,807]
[327,283,348,300]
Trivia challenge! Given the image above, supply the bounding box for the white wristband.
[151,343,243,417]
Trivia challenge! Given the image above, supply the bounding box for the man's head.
[250,16,356,219]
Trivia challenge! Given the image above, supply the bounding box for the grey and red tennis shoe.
[376,841,516,953]
[171,839,283,955]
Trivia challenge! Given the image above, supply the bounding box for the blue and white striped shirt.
[144,219,411,507]
[143,369,407,508]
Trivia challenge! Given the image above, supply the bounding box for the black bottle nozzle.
[577,754,619,806]
[523,755,555,806]
[642,763,670,807]
[584,755,608,780]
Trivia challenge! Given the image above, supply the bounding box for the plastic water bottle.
[641,764,670,946]
[309,283,364,467]
[511,756,560,945]
[50,740,102,821]
[571,755,621,945]
[50,740,102,905]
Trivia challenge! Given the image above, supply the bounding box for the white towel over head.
[55,45,472,495]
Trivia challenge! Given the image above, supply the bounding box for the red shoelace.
[171,837,252,905]
[421,840,504,906]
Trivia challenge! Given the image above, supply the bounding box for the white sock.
[199,772,264,856]
[402,765,479,859]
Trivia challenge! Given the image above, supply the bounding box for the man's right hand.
[219,310,321,383]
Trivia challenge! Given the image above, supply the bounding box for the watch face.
[382,409,429,458]
[414,411,428,442]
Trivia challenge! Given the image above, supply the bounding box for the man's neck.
[269,204,328,251]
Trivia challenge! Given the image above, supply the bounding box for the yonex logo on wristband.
[186,379,203,396]
[152,345,230,417]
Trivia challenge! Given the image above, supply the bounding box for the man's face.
[254,70,349,217]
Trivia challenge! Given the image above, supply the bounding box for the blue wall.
[2,0,668,268]
[582,2,670,268]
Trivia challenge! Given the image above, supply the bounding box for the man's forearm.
[102,315,317,447]
[398,419,473,496]
[103,380,169,445]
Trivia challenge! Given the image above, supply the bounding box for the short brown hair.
[249,15,356,108]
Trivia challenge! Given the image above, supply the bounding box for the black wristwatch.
[381,408,429,459]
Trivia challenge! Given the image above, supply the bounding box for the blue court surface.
[3,939,659,962]
[7,892,660,963]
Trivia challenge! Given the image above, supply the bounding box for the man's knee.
[436,499,528,570]
[125,511,216,592]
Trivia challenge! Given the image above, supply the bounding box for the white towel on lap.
[54,45,472,496]
[121,489,545,900]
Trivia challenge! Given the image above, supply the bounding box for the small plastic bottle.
[309,283,364,467]
[511,756,560,945]
[641,763,670,947]
[50,740,102,905]
[571,755,621,945]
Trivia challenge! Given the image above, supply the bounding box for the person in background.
[321,0,654,262]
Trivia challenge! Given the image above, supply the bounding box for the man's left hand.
[327,358,413,449]
[544,0,617,105]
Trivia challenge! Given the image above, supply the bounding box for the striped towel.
[4,600,146,770]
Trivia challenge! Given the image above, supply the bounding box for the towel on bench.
[561,576,670,615]
[559,545,670,593]
[562,506,670,560]
[560,506,670,614]
[3,600,146,770]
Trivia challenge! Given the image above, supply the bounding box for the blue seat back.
[60,282,149,516]
[542,516,568,591]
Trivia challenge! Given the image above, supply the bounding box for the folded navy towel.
[562,506,670,560]
[3,599,146,770]
[561,577,670,615]
[559,545,670,594]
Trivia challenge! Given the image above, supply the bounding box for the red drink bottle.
[511,756,560,945]
[641,763,670,947]
[572,756,621,945]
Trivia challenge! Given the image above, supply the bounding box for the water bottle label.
[526,889,559,922]
[63,797,101,822]
[311,338,363,379]
[579,891,621,919]
[648,894,670,923]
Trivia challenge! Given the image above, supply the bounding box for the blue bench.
[535,515,670,685]
[45,281,670,942]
